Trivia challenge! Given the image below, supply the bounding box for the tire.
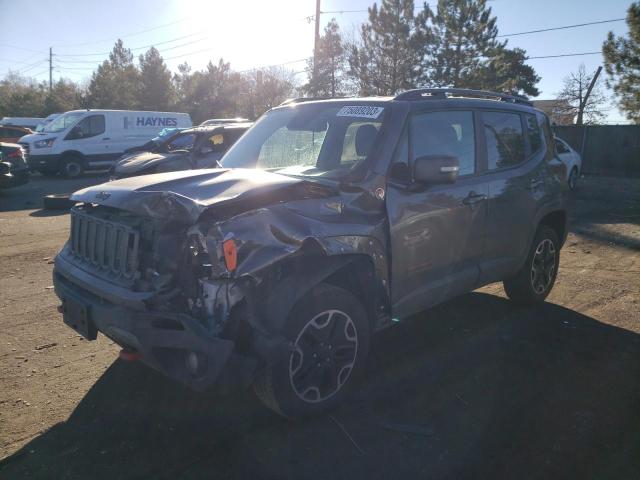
[568,167,578,190]
[60,155,84,179]
[503,225,560,305]
[43,194,76,210]
[253,283,370,418]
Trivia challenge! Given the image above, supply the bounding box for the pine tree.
[306,19,346,97]
[464,47,540,96]
[603,2,640,123]
[87,39,141,109]
[423,0,502,87]
[138,47,174,111]
[347,0,424,95]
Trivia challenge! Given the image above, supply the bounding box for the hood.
[70,168,315,223]
[115,151,178,175]
[17,132,48,143]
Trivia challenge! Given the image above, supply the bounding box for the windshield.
[221,103,385,178]
[43,112,85,133]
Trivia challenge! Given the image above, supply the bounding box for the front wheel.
[60,155,84,179]
[253,283,370,418]
[503,226,560,305]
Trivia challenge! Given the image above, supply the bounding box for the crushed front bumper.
[53,254,254,391]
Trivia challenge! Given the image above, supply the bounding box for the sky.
[0,0,634,123]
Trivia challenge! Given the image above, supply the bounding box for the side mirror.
[413,155,459,185]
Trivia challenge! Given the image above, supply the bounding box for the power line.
[528,51,601,59]
[56,31,210,58]
[498,18,625,37]
[52,17,191,48]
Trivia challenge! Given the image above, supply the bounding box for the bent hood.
[114,151,177,175]
[70,168,314,223]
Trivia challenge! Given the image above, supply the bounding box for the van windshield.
[221,103,386,178]
[43,112,85,133]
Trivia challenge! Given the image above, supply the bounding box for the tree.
[305,19,346,97]
[420,0,539,96]
[603,2,640,123]
[424,0,502,87]
[464,47,540,96]
[138,47,174,111]
[347,0,425,95]
[0,72,47,117]
[240,67,296,118]
[556,64,607,125]
[87,39,141,109]
[44,79,86,114]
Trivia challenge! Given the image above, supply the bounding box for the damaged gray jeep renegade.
[53,89,568,418]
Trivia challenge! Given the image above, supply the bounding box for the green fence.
[552,125,640,177]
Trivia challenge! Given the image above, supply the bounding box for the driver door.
[386,110,488,319]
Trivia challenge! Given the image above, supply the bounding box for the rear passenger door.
[387,109,489,319]
[478,110,547,284]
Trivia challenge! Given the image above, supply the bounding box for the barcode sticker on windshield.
[336,106,384,119]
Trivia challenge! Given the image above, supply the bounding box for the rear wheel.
[503,226,560,305]
[60,155,84,179]
[253,283,370,418]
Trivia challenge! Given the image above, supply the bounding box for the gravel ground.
[0,174,638,479]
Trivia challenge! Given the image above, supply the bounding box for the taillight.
[6,150,21,159]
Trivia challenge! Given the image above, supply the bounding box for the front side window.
[71,115,105,139]
[410,110,476,176]
[483,111,525,170]
[222,104,385,178]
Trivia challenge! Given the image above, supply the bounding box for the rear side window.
[525,114,542,154]
[483,111,525,169]
[410,111,476,176]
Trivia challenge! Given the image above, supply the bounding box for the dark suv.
[53,89,568,418]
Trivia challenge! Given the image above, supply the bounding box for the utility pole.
[313,0,321,96]
[49,47,53,93]
[577,66,602,126]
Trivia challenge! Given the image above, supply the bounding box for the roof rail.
[394,88,533,106]
[278,96,345,106]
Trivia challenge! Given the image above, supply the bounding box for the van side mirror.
[413,155,459,185]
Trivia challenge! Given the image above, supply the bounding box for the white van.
[18,109,192,177]
[1,117,45,129]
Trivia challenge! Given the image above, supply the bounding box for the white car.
[554,137,582,190]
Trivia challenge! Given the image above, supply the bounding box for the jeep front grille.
[69,209,140,282]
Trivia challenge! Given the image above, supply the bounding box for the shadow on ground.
[0,173,108,213]
[2,293,639,479]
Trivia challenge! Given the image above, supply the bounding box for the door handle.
[529,178,543,190]
[462,192,487,206]
[102,137,110,140]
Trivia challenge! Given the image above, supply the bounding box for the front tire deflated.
[253,283,370,418]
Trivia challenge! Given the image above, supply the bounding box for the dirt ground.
[0,174,638,479]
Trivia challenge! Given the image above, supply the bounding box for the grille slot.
[69,209,140,283]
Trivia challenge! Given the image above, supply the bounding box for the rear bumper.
[53,255,255,391]
[0,168,29,188]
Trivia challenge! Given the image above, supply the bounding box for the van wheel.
[503,226,560,305]
[253,283,370,419]
[60,155,84,179]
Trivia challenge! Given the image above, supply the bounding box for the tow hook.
[119,349,142,362]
